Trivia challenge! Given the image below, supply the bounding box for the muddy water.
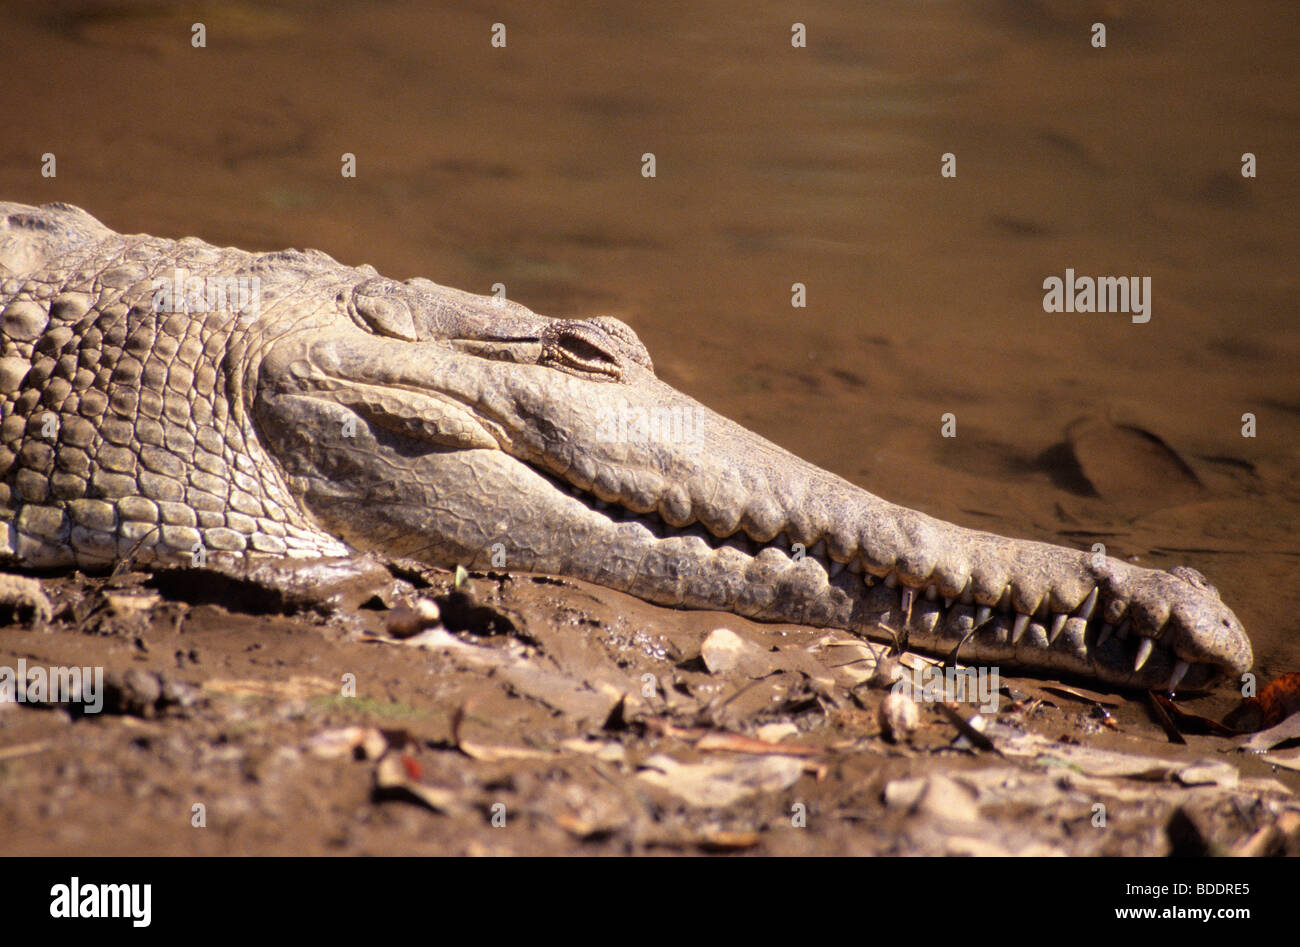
[1,0,1296,691]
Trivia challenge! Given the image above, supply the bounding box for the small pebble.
[386,597,441,638]
[879,691,920,742]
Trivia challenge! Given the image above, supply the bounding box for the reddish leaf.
[1149,691,1239,737]
[1224,672,1300,732]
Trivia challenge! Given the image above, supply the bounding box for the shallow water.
[1,0,1296,690]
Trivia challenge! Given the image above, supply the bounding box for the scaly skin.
[0,202,1253,690]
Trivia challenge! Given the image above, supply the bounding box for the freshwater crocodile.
[0,201,1252,691]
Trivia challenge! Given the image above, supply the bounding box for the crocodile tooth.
[1116,620,1131,640]
[848,558,863,574]
[1049,612,1067,644]
[975,605,992,628]
[827,559,845,578]
[1011,613,1029,643]
[1077,587,1098,621]
[1096,623,1114,646]
[1168,660,1190,690]
[884,573,898,589]
[1133,637,1154,672]
[809,539,827,560]
[924,584,938,601]
[943,596,954,609]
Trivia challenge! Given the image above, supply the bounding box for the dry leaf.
[0,740,50,761]
[451,701,553,761]
[636,754,805,807]
[373,754,464,814]
[1225,672,1300,732]
[695,731,821,757]
[306,726,388,760]
[700,628,778,677]
[458,741,553,762]
[1148,691,1238,737]
[1040,683,1120,707]
[1235,713,1300,753]
[203,675,336,701]
[696,828,761,850]
[754,722,799,744]
[559,738,627,762]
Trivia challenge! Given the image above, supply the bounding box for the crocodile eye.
[538,317,654,379]
[1167,564,1220,600]
[556,335,609,366]
[540,320,625,379]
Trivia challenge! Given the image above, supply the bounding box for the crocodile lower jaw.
[535,466,1228,691]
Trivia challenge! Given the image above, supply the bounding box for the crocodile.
[0,201,1252,691]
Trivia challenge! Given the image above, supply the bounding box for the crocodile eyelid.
[539,320,625,379]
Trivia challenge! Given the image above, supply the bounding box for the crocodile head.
[253,275,1253,691]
